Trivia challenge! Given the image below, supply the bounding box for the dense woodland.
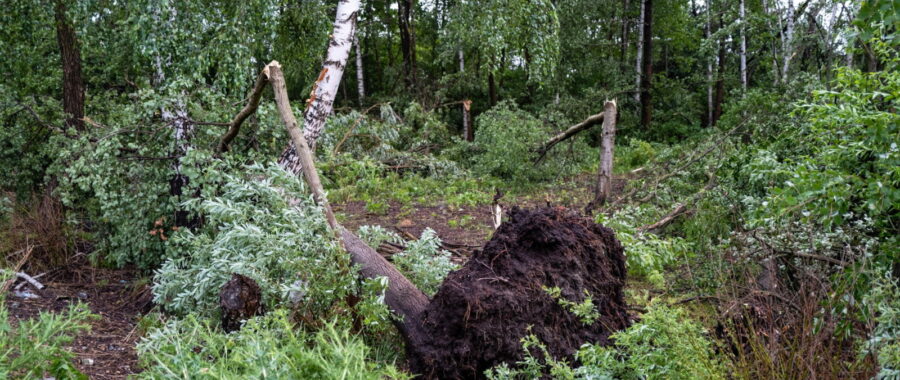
[0,0,898,378]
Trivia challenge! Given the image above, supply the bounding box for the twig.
[15,272,45,290]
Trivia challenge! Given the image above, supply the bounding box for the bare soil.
[4,263,151,379]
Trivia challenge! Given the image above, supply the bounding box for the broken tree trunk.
[217,71,269,153]
[266,61,430,345]
[278,0,361,175]
[534,112,605,163]
[586,100,618,212]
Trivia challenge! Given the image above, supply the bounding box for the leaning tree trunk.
[278,0,362,175]
[586,100,618,212]
[639,0,653,130]
[54,0,84,131]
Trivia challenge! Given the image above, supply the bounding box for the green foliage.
[152,163,350,318]
[864,273,900,379]
[392,228,457,297]
[0,298,95,379]
[486,304,726,379]
[137,310,409,380]
[616,138,657,171]
[543,286,600,325]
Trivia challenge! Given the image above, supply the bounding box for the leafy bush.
[864,273,900,379]
[152,163,387,328]
[137,310,409,379]
[392,228,457,296]
[486,304,727,379]
[0,299,95,379]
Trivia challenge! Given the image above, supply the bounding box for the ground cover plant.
[0,0,897,378]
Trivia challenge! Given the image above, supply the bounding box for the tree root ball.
[219,273,263,332]
[409,207,630,379]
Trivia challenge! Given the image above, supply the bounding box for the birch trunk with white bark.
[355,33,365,104]
[279,0,361,175]
[634,0,645,102]
[740,0,747,91]
[782,0,795,81]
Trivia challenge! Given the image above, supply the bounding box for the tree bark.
[459,49,472,141]
[587,100,618,211]
[218,71,269,153]
[355,33,365,104]
[740,0,748,92]
[712,31,726,126]
[639,0,653,130]
[621,0,630,65]
[398,0,417,89]
[782,0,795,81]
[534,112,605,163]
[634,0,645,102]
[267,61,429,346]
[488,70,498,107]
[705,0,714,127]
[54,0,85,131]
[278,0,361,175]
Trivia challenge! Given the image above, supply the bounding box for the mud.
[409,207,630,379]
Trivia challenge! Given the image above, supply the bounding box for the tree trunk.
[488,70,498,107]
[459,49,472,141]
[634,0,645,102]
[54,0,84,131]
[587,100,618,212]
[740,0,748,92]
[639,0,653,130]
[355,33,365,104]
[278,0,361,175]
[705,0,714,127]
[398,0,417,89]
[620,0,630,66]
[712,33,726,126]
[267,61,429,345]
[781,0,794,81]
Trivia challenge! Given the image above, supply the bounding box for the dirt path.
[5,265,151,379]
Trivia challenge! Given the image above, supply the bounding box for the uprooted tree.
[220,59,631,378]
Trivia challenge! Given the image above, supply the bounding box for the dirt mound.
[409,207,630,379]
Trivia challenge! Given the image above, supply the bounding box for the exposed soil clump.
[409,207,630,379]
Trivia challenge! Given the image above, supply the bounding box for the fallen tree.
[222,61,630,378]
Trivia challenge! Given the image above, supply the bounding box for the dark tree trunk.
[639,0,653,130]
[398,0,417,88]
[620,0,630,66]
[712,38,726,126]
[488,71,498,106]
[54,0,84,131]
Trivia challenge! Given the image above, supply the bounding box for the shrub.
[486,303,727,379]
[137,310,410,379]
[392,228,457,296]
[0,298,95,379]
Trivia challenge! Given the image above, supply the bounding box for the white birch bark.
[634,0,645,102]
[279,0,362,175]
[781,0,794,81]
[355,33,365,103]
[740,0,747,91]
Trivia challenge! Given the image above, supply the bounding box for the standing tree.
[279,0,362,175]
[53,0,84,131]
[639,0,653,130]
[398,0,417,89]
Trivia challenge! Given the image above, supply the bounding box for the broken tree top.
[408,206,630,379]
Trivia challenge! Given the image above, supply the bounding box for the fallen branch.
[217,70,269,153]
[534,112,605,164]
[15,272,45,290]
[0,245,33,295]
[638,171,717,233]
[332,103,384,155]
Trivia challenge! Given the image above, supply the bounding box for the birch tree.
[740,0,747,91]
[279,0,362,176]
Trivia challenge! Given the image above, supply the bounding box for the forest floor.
[4,171,628,379]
